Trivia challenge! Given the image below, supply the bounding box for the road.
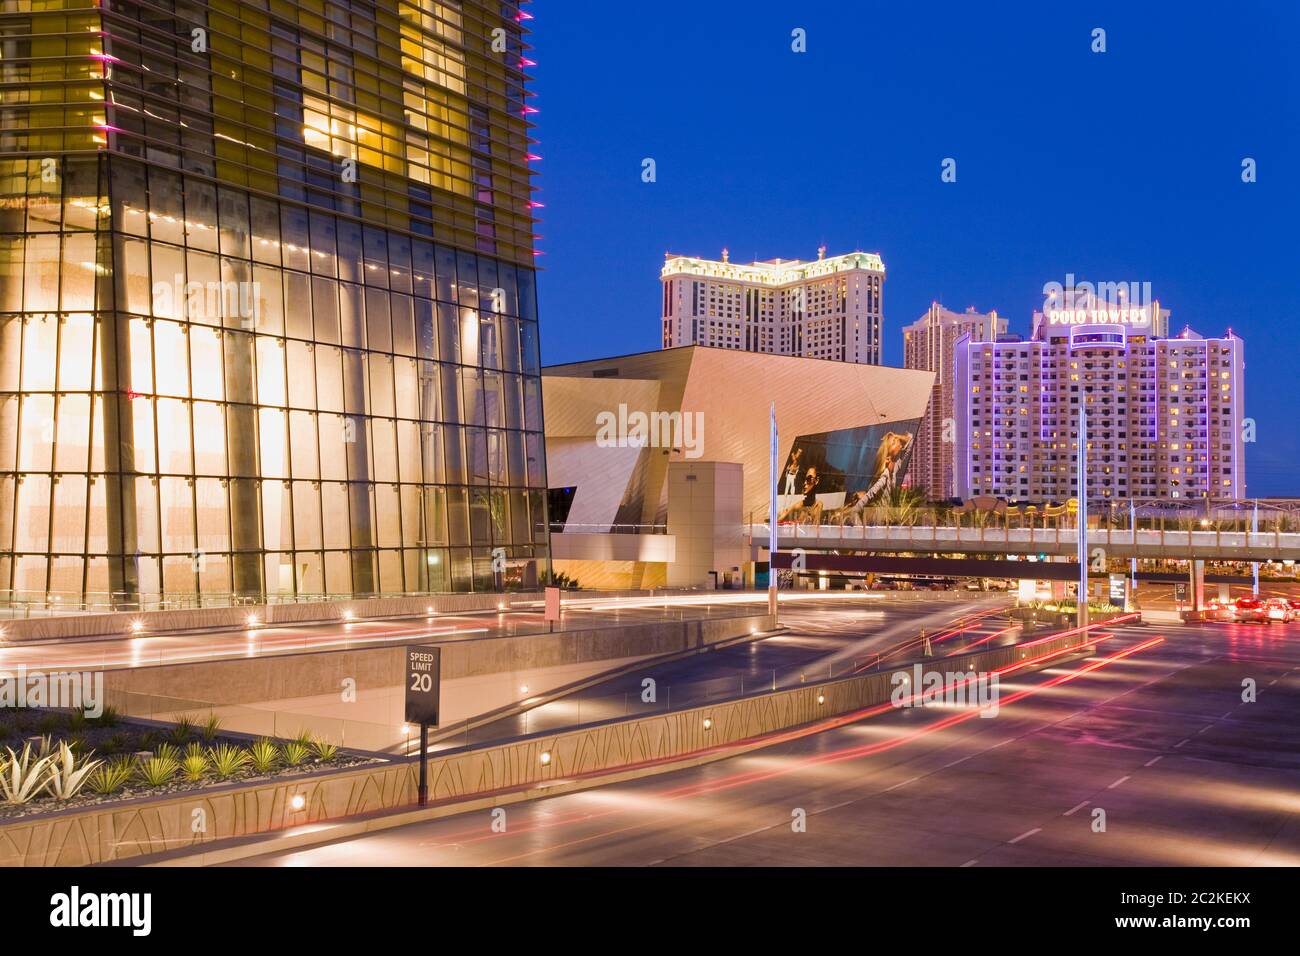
[441,595,1013,747]
[239,617,1300,866]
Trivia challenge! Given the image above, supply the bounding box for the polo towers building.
[955,291,1245,501]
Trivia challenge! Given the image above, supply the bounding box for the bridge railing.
[745,502,1300,561]
[755,497,1300,537]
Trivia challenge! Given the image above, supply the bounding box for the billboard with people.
[777,420,920,524]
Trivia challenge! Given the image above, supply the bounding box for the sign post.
[1129,499,1137,603]
[1251,500,1259,597]
[768,402,778,619]
[1108,573,1128,609]
[404,644,441,806]
[544,585,561,632]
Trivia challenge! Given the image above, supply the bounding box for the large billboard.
[777,419,920,523]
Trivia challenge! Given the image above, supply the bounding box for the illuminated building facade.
[955,291,1245,502]
[660,247,885,364]
[902,302,1005,500]
[543,346,933,589]
[0,0,549,605]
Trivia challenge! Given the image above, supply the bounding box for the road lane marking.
[961,859,979,867]
[1063,801,1089,816]
[1106,775,1130,789]
[1174,738,1190,748]
[940,754,976,770]
[1008,827,1041,844]
[1144,755,1163,767]
[883,776,920,792]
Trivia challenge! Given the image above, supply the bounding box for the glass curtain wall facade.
[0,0,549,606]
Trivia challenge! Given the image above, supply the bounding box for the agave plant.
[168,714,195,744]
[44,742,103,800]
[154,743,181,764]
[136,754,179,787]
[208,743,251,780]
[312,740,339,762]
[199,713,223,743]
[88,758,134,795]
[179,753,209,782]
[282,741,311,768]
[248,737,279,774]
[89,704,120,727]
[0,744,56,805]
[35,712,65,735]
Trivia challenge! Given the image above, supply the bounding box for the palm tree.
[881,487,925,527]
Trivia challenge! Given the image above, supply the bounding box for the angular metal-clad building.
[0,0,549,607]
[543,346,935,588]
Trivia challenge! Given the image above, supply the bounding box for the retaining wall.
[101,612,773,711]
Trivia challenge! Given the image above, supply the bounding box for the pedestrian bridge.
[747,522,1300,562]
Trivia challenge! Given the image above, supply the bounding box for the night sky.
[528,1,1299,495]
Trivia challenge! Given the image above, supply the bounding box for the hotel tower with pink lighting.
[954,285,1245,502]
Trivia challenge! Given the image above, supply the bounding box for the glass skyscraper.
[0,0,548,607]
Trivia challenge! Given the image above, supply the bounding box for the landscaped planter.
[0,707,379,825]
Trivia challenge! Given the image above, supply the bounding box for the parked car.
[1287,598,1300,612]
[1264,599,1295,624]
[1233,597,1268,624]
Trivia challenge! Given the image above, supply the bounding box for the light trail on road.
[474,636,1164,865]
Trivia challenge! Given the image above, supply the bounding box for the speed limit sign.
[404,645,442,726]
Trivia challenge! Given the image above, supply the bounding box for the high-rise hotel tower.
[903,302,1006,500]
[0,0,549,605]
[955,288,1245,501]
[660,247,885,364]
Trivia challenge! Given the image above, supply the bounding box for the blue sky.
[528,1,1300,495]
